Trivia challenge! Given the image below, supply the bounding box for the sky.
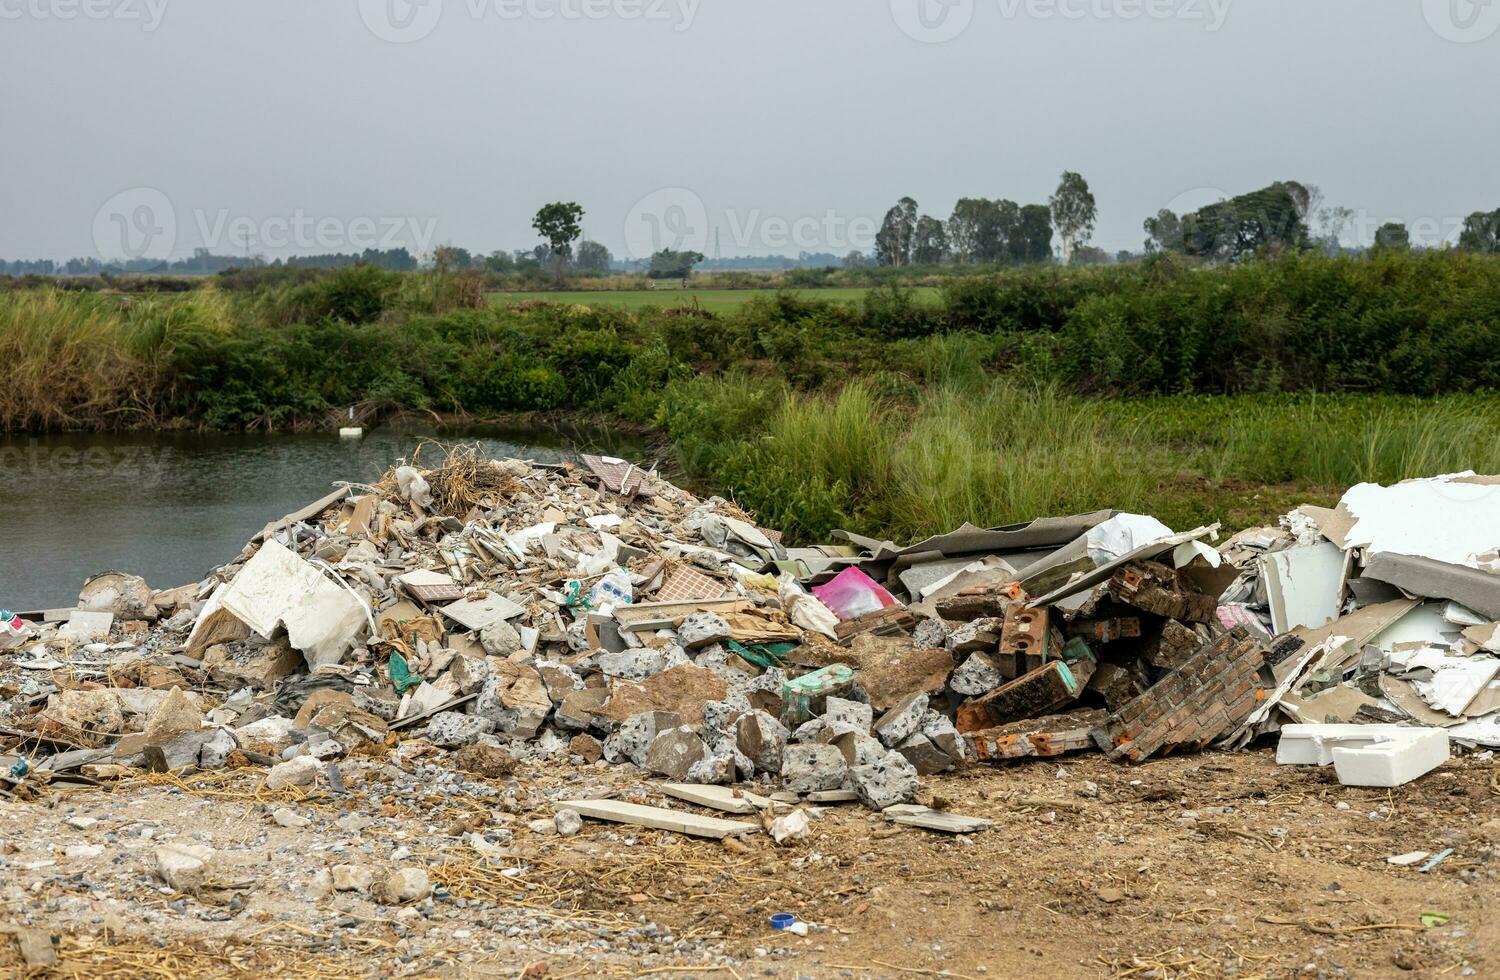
[2,0,1498,262]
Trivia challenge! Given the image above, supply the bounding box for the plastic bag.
[777,573,841,640]
[588,569,634,610]
[810,567,897,621]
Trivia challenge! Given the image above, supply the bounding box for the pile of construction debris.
[4,454,1499,819]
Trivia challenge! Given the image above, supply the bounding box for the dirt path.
[2,749,1495,979]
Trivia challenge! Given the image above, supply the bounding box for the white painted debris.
[216,539,366,667]
[1341,474,1500,569]
[770,808,812,844]
[1258,542,1346,634]
[1387,851,1430,866]
[59,609,113,642]
[439,593,526,632]
[1086,513,1175,566]
[1278,723,1450,787]
[555,799,759,839]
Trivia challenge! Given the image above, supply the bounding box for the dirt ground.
[1,747,1496,979]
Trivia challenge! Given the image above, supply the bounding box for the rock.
[528,818,557,835]
[41,689,124,737]
[850,751,920,810]
[198,728,238,769]
[847,635,954,711]
[568,733,604,763]
[554,687,610,731]
[595,648,668,681]
[294,690,354,730]
[452,743,517,779]
[829,730,887,769]
[202,637,302,689]
[676,613,732,651]
[790,718,826,743]
[79,571,156,619]
[448,654,493,696]
[332,864,374,893]
[155,842,215,892]
[554,808,583,836]
[425,711,495,748]
[919,710,968,764]
[735,710,789,774]
[236,715,297,754]
[142,687,203,743]
[306,737,346,761]
[945,617,1005,655]
[272,808,311,829]
[950,652,1005,697]
[371,867,431,905]
[821,696,872,736]
[896,733,955,775]
[701,696,751,744]
[780,743,848,794]
[911,618,950,650]
[686,752,736,785]
[266,755,320,791]
[873,693,929,748]
[537,662,585,705]
[645,727,708,781]
[479,621,522,657]
[475,663,552,739]
[615,711,684,767]
[601,664,729,725]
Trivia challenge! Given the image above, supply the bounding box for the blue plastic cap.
[770,913,797,930]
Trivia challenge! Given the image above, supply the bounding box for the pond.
[0,425,646,612]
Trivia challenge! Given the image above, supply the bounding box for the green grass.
[488,287,942,314]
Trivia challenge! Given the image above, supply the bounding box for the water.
[0,426,645,611]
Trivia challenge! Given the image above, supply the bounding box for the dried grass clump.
[377,442,523,516]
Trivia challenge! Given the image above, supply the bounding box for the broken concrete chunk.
[685,752,736,785]
[79,571,156,619]
[848,634,954,711]
[372,867,431,905]
[896,733,955,775]
[873,693,929,748]
[735,710,789,774]
[821,696,872,736]
[155,842,215,892]
[266,755,320,790]
[645,727,709,781]
[945,617,1004,655]
[950,652,1005,697]
[479,621,522,658]
[677,612,732,650]
[425,711,496,748]
[830,729,888,770]
[202,637,302,689]
[780,743,848,794]
[850,750,920,810]
[911,618,950,650]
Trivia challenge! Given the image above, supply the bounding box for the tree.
[647,249,704,279]
[1049,171,1097,264]
[532,202,585,280]
[946,198,988,264]
[574,240,612,274]
[1373,222,1411,253]
[843,250,871,269]
[1014,205,1055,264]
[1178,181,1311,260]
[912,215,948,265]
[1459,209,1500,253]
[1143,209,1185,253]
[433,245,474,271]
[875,197,919,267]
[1072,245,1109,265]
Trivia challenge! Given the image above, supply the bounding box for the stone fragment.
[142,687,203,744]
[554,808,583,836]
[155,842,215,892]
[873,693,929,748]
[332,864,374,893]
[452,743,517,779]
[568,733,604,763]
[372,868,431,905]
[780,743,848,794]
[896,733,955,775]
[266,755,320,791]
[850,751,920,810]
[645,727,709,781]
[945,617,1005,655]
[616,711,684,767]
[425,711,495,748]
[41,689,124,737]
[272,808,311,829]
[448,654,493,695]
[735,710,789,773]
[676,613,732,651]
[830,730,887,769]
[554,687,610,731]
[821,696,872,736]
[847,635,954,711]
[950,652,1005,697]
[203,637,303,689]
[476,663,552,739]
[479,621,522,657]
[79,571,156,619]
[601,664,728,725]
[198,728,238,769]
[686,753,736,785]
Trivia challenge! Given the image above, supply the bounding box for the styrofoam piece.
[217,539,366,667]
[1276,724,1418,765]
[1331,728,1449,787]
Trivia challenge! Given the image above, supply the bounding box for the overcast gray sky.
[2,0,1497,262]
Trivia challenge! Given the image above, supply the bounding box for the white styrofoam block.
[1331,728,1450,787]
[1276,724,1419,766]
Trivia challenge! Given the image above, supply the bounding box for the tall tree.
[875,197,919,267]
[912,215,949,265]
[574,240,612,274]
[1179,181,1311,260]
[946,198,988,264]
[1014,205,1055,264]
[1459,209,1500,253]
[1049,171,1097,264]
[1373,222,1411,253]
[532,202,585,280]
[1143,209,1185,253]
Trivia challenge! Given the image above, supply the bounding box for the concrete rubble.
[5,457,1498,835]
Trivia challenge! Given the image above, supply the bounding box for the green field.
[489,287,942,314]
